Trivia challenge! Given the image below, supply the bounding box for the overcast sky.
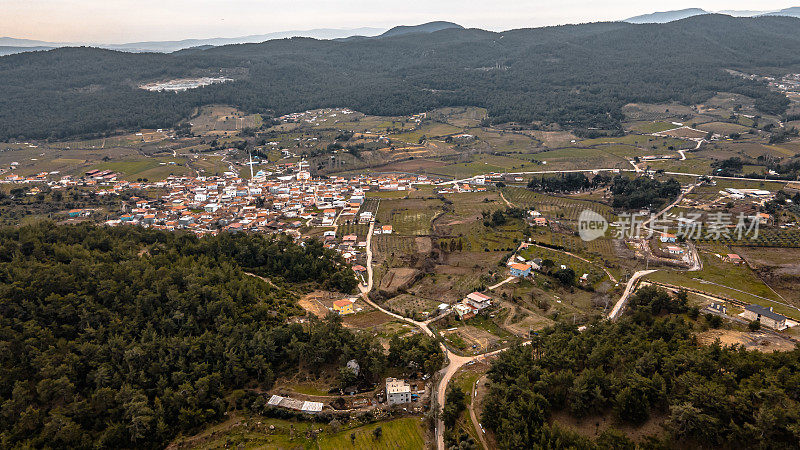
[3,1,799,43]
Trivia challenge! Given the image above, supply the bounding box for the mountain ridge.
[379,21,464,37]
[1,14,798,140]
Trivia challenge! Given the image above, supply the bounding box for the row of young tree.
[481,287,800,448]
[0,223,421,448]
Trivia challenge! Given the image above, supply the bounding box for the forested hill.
[0,223,364,447]
[2,14,800,140]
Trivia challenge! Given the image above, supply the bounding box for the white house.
[386,378,411,405]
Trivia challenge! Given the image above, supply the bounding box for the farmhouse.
[724,253,744,264]
[509,263,532,278]
[359,211,373,223]
[454,303,476,320]
[742,304,787,330]
[665,245,684,255]
[332,299,354,315]
[660,233,677,243]
[465,292,492,311]
[386,378,412,405]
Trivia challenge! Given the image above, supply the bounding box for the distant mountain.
[764,7,800,18]
[625,6,800,23]
[0,46,54,57]
[379,21,463,38]
[0,27,386,55]
[624,8,708,24]
[104,28,386,52]
[0,37,70,47]
[717,10,768,17]
[2,14,800,141]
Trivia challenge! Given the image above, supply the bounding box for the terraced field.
[502,187,615,224]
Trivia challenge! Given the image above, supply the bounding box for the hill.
[624,8,707,23]
[766,6,800,18]
[0,45,54,56]
[0,28,386,55]
[379,21,464,37]
[1,15,798,140]
[0,223,369,448]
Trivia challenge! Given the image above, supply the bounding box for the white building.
[386,378,411,405]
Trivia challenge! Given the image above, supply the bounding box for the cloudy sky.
[3,0,798,43]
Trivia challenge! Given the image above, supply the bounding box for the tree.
[442,385,467,427]
[372,426,382,440]
[748,320,761,331]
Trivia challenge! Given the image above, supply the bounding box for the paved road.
[356,218,520,450]
[608,269,657,320]
[439,167,783,187]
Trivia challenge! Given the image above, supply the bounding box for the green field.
[377,198,444,235]
[629,121,681,134]
[501,187,616,224]
[645,247,797,319]
[171,415,426,450]
[318,417,426,450]
[90,156,193,181]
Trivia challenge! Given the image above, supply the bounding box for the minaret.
[249,150,254,180]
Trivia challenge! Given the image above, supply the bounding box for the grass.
[630,121,682,134]
[645,247,798,320]
[318,417,426,450]
[451,369,484,446]
[519,245,608,285]
[377,198,444,235]
[288,383,331,396]
[89,156,192,181]
[464,315,514,340]
[171,414,426,450]
[501,187,616,224]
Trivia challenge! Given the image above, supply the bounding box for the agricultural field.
[170,413,426,450]
[519,245,609,286]
[627,121,682,134]
[645,246,798,319]
[501,187,615,224]
[376,198,444,235]
[621,102,695,121]
[89,156,193,181]
[697,121,754,136]
[732,246,800,301]
[391,122,463,145]
[428,106,488,128]
[190,105,263,135]
[385,293,440,318]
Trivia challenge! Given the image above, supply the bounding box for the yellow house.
[333,299,354,315]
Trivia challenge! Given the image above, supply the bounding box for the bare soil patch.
[697,329,796,353]
[415,237,432,253]
[551,410,666,442]
[379,267,421,292]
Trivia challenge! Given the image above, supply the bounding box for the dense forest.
[0,223,380,448]
[1,15,799,140]
[527,173,611,193]
[481,287,800,448]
